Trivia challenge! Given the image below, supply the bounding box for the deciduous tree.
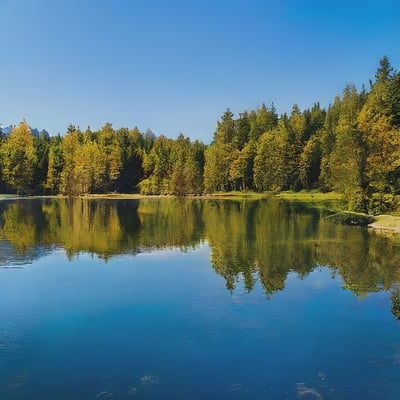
[0,121,37,194]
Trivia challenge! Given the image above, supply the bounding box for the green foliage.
[299,135,321,189]
[366,193,398,215]
[358,57,400,197]
[229,140,256,190]
[249,103,278,141]
[59,127,82,195]
[115,127,144,193]
[303,102,326,142]
[318,96,341,191]
[233,111,250,150]
[45,135,64,194]
[213,109,235,145]
[33,130,50,193]
[328,84,366,197]
[170,135,192,195]
[0,121,37,194]
[391,287,400,319]
[204,143,235,193]
[253,125,287,191]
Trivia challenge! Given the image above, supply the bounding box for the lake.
[0,197,399,399]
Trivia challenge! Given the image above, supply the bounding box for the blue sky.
[1,0,399,143]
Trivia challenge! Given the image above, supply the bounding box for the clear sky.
[1,0,399,143]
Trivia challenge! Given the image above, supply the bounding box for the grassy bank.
[209,190,345,201]
[275,190,345,201]
[0,190,345,202]
[207,191,270,199]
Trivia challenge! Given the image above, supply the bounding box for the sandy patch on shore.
[368,215,400,233]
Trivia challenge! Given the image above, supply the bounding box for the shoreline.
[368,215,400,234]
[0,192,270,201]
[0,190,341,201]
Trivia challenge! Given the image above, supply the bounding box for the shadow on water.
[1,197,400,317]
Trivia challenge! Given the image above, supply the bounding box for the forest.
[1,56,400,213]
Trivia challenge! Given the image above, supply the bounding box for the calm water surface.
[0,198,399,399]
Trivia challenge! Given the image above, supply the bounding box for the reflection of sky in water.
[0,239,51,267]
[0,246,399,399]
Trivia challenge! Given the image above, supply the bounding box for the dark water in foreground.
[0,198,399,399]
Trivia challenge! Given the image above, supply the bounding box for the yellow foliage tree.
[0,121,37,194]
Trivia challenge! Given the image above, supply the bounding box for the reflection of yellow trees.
[203,199,319,294]
[204,200,257,290]
[253,200,318,293]
[48,199,127,260]
[367,233,400,289]
[0,198,204,261]
[1,198,400,300]
[1,199,142,260]
[137,198,204,249]
[0,202,37,252]
[315,221,378,295]
[314,219,400,295]
[203,198,400,298]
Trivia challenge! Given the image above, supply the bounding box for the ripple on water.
[0,314,34,360]
[128,386,137,397]
[95,391,114,398]
[392,348,400,365]
[230,383,244,392]
[139,375,158,385]
[297,383,323,399]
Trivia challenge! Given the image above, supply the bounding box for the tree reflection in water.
[1,197,400,317]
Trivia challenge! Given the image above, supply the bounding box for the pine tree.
[359,56,400,198]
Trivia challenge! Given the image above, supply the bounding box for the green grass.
[276,190,344,201]
[209,191,270,199]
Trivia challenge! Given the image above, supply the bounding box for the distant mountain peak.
[0,122,41,136]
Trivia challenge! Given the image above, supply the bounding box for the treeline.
[0,122,205,196]
[1,56,400,211]
[204,56,400,212]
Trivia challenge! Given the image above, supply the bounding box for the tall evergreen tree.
[204,110,237,192]
[286,105,306,189]
[229,140,256,190]
[214,109,236,145]
[249,103,278,141]
[319,96,341,191]
[329,84,366,205]
[45,134,64,194]
[233,111,250,150]
[32,130,50,194]
[139,135,173,195]
[204,143,235,192]
[59,126,82,196]
[253,120,289,191]
[115,127,144,193]
[299,135,321,189]
[358,56,400,197]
